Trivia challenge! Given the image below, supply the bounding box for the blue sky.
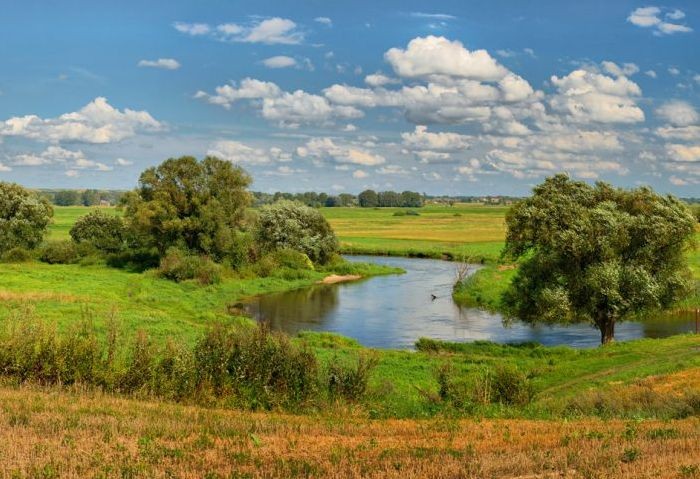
[1,0,699,195]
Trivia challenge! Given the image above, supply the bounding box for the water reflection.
[244,255,697,349]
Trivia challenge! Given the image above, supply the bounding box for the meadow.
[0,204,698,476]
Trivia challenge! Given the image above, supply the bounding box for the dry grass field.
[0,384,698,479]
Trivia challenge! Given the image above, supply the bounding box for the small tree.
[70,210,125,253]
[0,182,53,252]
[502,174,696,344]
[122,156,251,261]
[256,200,339,264]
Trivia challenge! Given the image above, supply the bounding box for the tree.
[70,210,125,252]
[0,182,53,252]
[53,190,80,206]
[338,193,356,207]
[122,156,252,260]
[81,189,101,206]
[358,190,378,207]
[502,175,696,344]
[378,191,401,207]
[401,191,423,208]
[256,200,339,264]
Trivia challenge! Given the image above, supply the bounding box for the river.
[244,255,697,349]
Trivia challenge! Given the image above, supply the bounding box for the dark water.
[245,255,698,349]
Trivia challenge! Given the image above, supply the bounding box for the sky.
[0,0,699,195]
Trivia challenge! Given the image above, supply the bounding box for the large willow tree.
[502,174,696,344]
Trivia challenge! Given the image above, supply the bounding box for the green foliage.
[502,174,697,343]
[327,354,378,401]
[70,210,125,253]
[1,246,33,263]
[39,241,79,264]
[53,190,81,206]
[105,248,160,272]
[256,200,339,264]
[122,156,252,262]
[481,365,535,406]
[158,248,223,285]
[358,189,379,207]
[0,182,53,252]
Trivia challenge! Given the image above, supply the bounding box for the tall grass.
[0,308,375,411]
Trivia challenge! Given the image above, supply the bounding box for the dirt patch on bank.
[318,274,362,284]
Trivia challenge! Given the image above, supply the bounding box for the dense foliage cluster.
[256,200,339,264]
[252,189,424,208]
[502,174,696,344]
[50,189,122,206]
[69,210,126,253]
[121,156,252,262]
[0,182,53,253]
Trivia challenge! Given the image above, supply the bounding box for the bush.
[272,248,314,270]
[158,248,222,285]
[475,365,534,406]
[39,241,79,264]
[392,211,406,217]
[256,200,338,264]
[0,182,53,252]
[106,248,160,272]
[1,247,33,263]
[327,354,378,402]
[406,210,420,216]
[70,210,125,253]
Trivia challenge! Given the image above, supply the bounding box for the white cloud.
[353,169,368,178]
[297,137,385,165]
[409,12,457,20]
[668,67,681,76]
[401,125,470,151]
[0,97,163,144]
[645,70,657,79]
[115,158,133,166]
[197,78,362,126]
[314,17,332,26]
[261,56,297,69]
[12,146,111,172]
[0,163,11,172]
[656,101,699,127]
[207,140,285,165]
[384,36,509,82]
[138,58,181,70]
[65,170,79,178]
[667,144,700,162]
[173,22,211,36]
[601,61,639,77]
[364,73,400,87]
[656,125,700,141]
[549,69,644,123]
[627,7,692,35]
[176,18,304,44]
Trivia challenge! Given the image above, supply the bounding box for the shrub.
[392,211,406,217]
[70,210,125,253]
[272,248,314,270]
[406,210,420,216]
[39,241,79,264]
[256,200,338,264]
[158,248,222,285]
[106,248,160,272]
[474,365,534,406]
[1,247,33,263]
[327,353,378,402]
[0,182,53,252]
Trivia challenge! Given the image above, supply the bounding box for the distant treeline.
[252,190,424,208]
[40,189,124,207]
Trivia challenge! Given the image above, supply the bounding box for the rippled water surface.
[245,255,697,349]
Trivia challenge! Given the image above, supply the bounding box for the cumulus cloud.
[601,61,639,77]
[207,140,291,165]
[401,125,470,158]
[296,137,385,165]
[175,18,304,44]
[364,73,400,87]
[384,36,509,82]
[138,58,180,70]
[549,70,644,123]
[196,78,362,127]
[261,56,297,68]
[627,6,692,35]
[656,100,699,127]
[0,97,163,144]
[667,144,700,162]
[115,158,133,166]
[11,146,112,171]
[173,22,210,36]
[352,169,368,178]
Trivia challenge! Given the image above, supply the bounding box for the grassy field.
[0,384,697,478]
[0,205,698,476]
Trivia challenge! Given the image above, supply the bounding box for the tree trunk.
[599,317,615,345]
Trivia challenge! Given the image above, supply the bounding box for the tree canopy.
[122,156,251,260]
[502,174,696,344]
[256,200,338,264]
[0,182,53,252]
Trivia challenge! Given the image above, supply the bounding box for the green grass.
[6,204,698,420]
[48,206,120,241]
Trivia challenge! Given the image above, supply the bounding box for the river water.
[244,255,697,349]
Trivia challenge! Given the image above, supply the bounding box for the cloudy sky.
[1,0,699,195]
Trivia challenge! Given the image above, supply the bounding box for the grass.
[0,384,697,478]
